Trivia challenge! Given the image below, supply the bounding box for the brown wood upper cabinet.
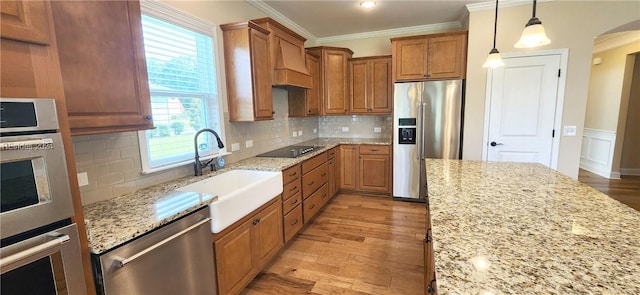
[221,21,273,121]
[349,55,392,114]
[391,31,467,82]
[252,17,312,89]
[1,0,51,45]
[51,0,153,135]
[288,51,320,117]
[306,46,353,115]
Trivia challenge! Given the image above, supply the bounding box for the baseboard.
[620,168,640,176]
[580,162,618,179]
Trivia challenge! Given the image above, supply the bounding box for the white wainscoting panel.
[580,129,619,179]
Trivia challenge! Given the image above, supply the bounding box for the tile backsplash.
[73,88,392,205]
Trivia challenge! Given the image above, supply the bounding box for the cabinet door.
[51,0,153,135]
[323,50,349,115]
[215,220,255,295]
[427,33,467,79]
[349,59,369,114]
[250,28,274,119]
[425,228,437,295]
[358,154,390,193]
[392,38,428,81]
[1,0,50,45]
[306,53,321,115]
[253,201,283,267]
[327,156,336,198]
[370,57,392,113]
[339,145,358,191]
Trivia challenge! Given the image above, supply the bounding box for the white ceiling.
[254,0,486,39]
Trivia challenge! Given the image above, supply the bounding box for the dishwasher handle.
[117,217,211,267]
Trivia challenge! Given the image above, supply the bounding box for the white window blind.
[138,3,224,173]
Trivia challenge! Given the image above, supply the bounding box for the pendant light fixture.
[514,0,551,48]
[483,0,504,68]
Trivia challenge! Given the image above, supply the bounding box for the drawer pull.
[370,149,379,152]
[252,218,261,225]
[308,181,314,186]
[309,204,316,209]
[322,193,327,199]
[321,173,327,177]
[290,199,298,205]
[289,186,298,192]
[290,219,299,226]
[289,172,297,177]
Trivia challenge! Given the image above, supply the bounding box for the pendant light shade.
[483,0,504,68]
[514,0,551,48]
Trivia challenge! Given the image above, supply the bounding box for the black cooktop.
[256,145,323,158]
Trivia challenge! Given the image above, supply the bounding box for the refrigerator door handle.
[416,102,423,160]
[420,102,427,160]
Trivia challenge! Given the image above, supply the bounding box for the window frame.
[138,0,227,174]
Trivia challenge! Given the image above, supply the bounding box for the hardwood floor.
[241,194,426,295]
[578,169,640,211]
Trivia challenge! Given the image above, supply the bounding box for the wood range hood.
[252,18,313,89]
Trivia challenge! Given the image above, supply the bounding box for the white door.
[486,54,561,167]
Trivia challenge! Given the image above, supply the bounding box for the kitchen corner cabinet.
[221,21,273,121]
[358,145,390,193]
[306,46,353,115]
[288,51,320,117]
[391,31,467,82]
[214,198,283,295]
[51,0,153,135]
[349,55,392,114]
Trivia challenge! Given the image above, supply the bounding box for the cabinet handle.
[309,204,316,209]
[289,186,298,192]
[308,110,311,113]
[370,149,379,152]
[321,173,327,177]
[289,172,297,177]
[145,115,153,120]
[290,219,299,226]
[290,199,298,205]
[322,193,327,199]
[308,181,314,186]
[252,218,261,225]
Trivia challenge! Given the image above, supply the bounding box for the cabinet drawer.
[359,145,390,155]
[283,192,302,214]
[283,205,303,242]
[302,152,327,174]
[327,147,336,159]
[302,163,328,199]
[283,179,301,200]
[303,183,327,224]
[282,165,301,185]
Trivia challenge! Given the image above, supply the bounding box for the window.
[138,2,224,172]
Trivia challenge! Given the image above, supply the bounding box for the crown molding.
[466,0,554,12]
[593,31,640,54]
[316,22,462,44]
[246,0,317,42]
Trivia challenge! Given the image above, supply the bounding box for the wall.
[585,42,640,131]
[620,56,640,174]
[465,1,640,179]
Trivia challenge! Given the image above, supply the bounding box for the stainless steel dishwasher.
[93,207,216,294]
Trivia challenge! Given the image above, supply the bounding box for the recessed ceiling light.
[360,1,376,8]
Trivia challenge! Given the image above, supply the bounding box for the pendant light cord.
[492,0,498,49]
[532,0,537,18]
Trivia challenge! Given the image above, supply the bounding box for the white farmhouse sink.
[177,169,283,233]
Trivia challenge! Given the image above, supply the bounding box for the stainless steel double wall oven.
[0,98,86,295]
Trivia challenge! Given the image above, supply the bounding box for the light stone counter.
[426,159,640,294]
[84,138,389,254]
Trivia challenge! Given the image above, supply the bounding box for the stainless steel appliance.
[94,207,216,295]
[1,98,87,294]
[393,80,464,201]
[256,145,323,158]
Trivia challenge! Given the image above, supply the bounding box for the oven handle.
[0,138,54,150]
[0,234,70,269]
[117,217,211,267]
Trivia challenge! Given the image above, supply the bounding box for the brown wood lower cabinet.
[339,145,358,191]
[339,144,391,195]
[213,198,283,295]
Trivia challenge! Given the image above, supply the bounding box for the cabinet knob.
[145,115,152,120]
[272,111,275,115]
[308,110,311,113]
[252,218,261,225]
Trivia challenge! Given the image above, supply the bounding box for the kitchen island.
[426,159,640,294]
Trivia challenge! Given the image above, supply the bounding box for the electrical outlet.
[563,126,577,136]
[374,127,382,133]
[77,172,89,187]
[298,130,303,136]
[313,128,317,134]
[231,143,240,151]
[245,140,253,148]
[342,127,349,132]
[292,132,297,137]
[352,116,358,122]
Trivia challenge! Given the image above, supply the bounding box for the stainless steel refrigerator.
[393,80,464,201]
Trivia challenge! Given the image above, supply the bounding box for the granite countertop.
[83,137,389,254]
[426,159,640,294]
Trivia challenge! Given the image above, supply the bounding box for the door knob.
[490,141,504,147]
